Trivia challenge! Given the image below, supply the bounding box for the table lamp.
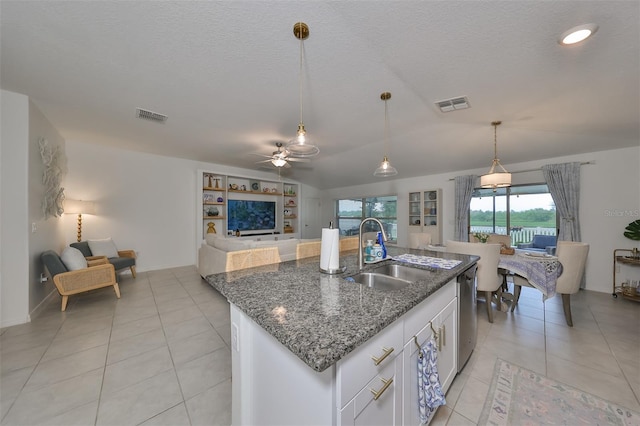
[64,199,96,242]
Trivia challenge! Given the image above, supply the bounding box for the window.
[336,196,397,242]
[469,184,556,245]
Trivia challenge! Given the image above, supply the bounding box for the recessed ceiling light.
[558,23,598,45]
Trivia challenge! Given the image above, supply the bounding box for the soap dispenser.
[377,231,387,259]
[364,240,374,263]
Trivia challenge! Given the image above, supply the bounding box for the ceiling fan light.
[373,157,398,177]
[271,157,288,167]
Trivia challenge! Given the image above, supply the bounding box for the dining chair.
[470,233,512,290]
[446,241,503,322]
[408,232,432,249]
[512,241,589,326]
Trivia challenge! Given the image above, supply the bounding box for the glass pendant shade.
[286,23,319,157]
[374,156,398,177]
[374,92,398,177]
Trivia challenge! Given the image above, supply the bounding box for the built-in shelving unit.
[408,189,442,244]
[198,170,299,242]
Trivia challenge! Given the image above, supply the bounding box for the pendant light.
[480,121,511,190]
[286,22,319,157]
[374,92,398,177]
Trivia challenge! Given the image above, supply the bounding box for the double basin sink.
[347,263,431,291]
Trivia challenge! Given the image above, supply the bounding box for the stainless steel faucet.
[358,218,388,270]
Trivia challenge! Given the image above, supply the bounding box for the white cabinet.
[408,189,442,244]
[339,355,403,426]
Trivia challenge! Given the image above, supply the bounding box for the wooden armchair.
[41,250,120,311]
[71,241,137,278]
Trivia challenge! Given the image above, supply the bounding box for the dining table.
[498,250,562,301]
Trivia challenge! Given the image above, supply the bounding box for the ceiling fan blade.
[286,157,311,163]
[255,159,273,164]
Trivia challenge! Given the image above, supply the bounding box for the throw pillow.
[60,247,88,271]
[88,238,119,258]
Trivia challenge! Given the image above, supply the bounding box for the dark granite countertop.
[205,246,477,372]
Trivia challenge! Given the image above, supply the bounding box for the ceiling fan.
[254,142,311,168]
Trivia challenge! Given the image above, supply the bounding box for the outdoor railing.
[469,226,556,246]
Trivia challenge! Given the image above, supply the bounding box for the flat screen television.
[228,200,276,232]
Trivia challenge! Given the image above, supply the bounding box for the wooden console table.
[612,248,640,301]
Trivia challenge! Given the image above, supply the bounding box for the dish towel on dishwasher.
[418,337,446,424]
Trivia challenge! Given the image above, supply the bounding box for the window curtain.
[542,162,581,242]
[454,175,476,242]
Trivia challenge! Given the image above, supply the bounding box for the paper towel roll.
[320,228,340,272]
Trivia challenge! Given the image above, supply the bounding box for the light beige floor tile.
[102,345,173,396]
[112,301,159,326]
[0,344,49,374]
[0,328,57,355]
[0,365,34,400]
[464,349,498,385]
[140,403,190,426]
[168,329,226,366]
[199,300,231,328]
[175,348,232,400]
[546,334,623,377]
[24,344,108,391]
[55,315,113,340]
[429,405,452,426]
[163,316,213,343]
[484,321,545,351]
[444,372,469,408]
[3,368,102,425]
[446,411,477,425]
[156,295,197,315]
[97,369,183,426]
[110,313,161,342]
[607,335,640,363]
[185,378,232,426]
[546,354,640,411]
[451,375,489,424]
[152,287,190,304]
[159,305,205,327]
[41,327,111,362]
[39,400,98,425]
[107,327,167,365]
[0,396,15,420]
[215,322,232,348]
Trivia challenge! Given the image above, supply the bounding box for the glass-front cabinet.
[408,189,442,244]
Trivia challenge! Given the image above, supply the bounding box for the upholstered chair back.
[555,241,589,295]
[408,233,432,249]
[446,241,502,292]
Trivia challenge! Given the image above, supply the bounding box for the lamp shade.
[480,172,512,189]
[64,199,96,215]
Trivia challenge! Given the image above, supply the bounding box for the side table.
[613,248,640,301]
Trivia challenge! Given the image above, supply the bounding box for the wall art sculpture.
[39,137,67,219]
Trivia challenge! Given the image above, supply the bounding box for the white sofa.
[198,234,302,278]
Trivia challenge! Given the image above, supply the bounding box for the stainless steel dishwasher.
[457,264,477,372]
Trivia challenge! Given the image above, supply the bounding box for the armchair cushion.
[88,238,119,258]
[60,247,88,271]
[70,241,92,257]
[42,250,69,277]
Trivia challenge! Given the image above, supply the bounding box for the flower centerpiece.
[473,232,490,243]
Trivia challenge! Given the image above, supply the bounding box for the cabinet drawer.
[337,320,403,408]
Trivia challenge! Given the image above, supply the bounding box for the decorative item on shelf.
[230,183,238,190]
[473,232,490,243]
[251,182,260,191]
[207,175,213,188]
[428,192,437,200]
[414,219,421,225]
[430,220,437,225]
[271,188,277,193]
[203,193,214,203]
[286,22,319,158]
[263,187,269,193]
[207,222,217,234]
[480,121,511,191]
[217,196,224,203]
[206,207,219,217]
[213,178,220,189]
[241,184,247,191]
[288,199,296,205]
[374,92,398,177]
[235,229,241,237]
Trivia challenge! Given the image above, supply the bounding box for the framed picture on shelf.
[203,193,214,203]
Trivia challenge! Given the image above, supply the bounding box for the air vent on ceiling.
[435,96,470,113]
[136,108,168,123]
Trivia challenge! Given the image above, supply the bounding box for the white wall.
[64,141,309,272]
[321,146,640,294]
[28,100,67,314]
[1,91,30,327]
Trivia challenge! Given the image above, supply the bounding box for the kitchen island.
[205,246,477,425]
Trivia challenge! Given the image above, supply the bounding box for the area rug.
[479,359,640,425]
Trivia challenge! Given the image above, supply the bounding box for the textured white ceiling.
[1,1,638,189]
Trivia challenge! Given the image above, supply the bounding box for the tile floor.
[1,266,638,425]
